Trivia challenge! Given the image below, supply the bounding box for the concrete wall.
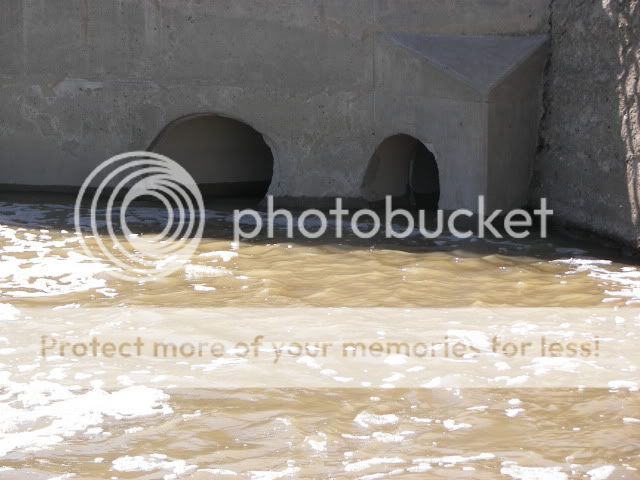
[489,45,548,210]
[3,0,637,246]
[0,0,549,209]
[532,0,640,247]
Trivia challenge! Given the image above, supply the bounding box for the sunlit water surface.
[0,198,638,479]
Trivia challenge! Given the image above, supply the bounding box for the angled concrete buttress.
[373,33,549,211]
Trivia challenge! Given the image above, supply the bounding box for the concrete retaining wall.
[532,0,640,247]
[3,1,638,246]
[0,0,549,213]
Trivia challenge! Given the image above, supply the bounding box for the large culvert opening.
[150,115,274,201]
[362,134,440,210]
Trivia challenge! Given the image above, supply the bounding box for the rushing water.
[0,196,638,479]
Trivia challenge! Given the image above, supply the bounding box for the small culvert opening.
[150,114,274,200]
[362,134,440,210]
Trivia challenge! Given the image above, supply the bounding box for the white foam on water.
[198,250,238,262]
[553,259,612,266]
[184,264,231,279]
[412,452,494,466]
[354,412,399,428]
[467,405,488,412]
[446,329,492,350]
[382,373,404,383]
[0,203,239,298]
[111,453,196,478]
[501,464,567,480]
[248,466,300,480]
[420,377,442,388]
[587,465,616,480]
[52,303,81,310]
[296,355,321,369]
[371,431,405,443]
[0,304,20,320]
[304,433,327,452]
[359,468,405,480]
[553,257,640,303]
[0,379,172,458]
[524,357,592,375]
[608,380,638,391]
[197,468,237,476]
[406,463,432,473]
[410,416,433,423]
[505,408,524,418]
[343,457,404,473]
[191,357,248,372]
[443,419,472,431]
[192,284,216,292]
[341,433,371,440]
[383,354,408,366]
[0,224,112,297]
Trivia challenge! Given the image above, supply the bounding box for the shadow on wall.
[362,134,440,211]
[149,114,274,199]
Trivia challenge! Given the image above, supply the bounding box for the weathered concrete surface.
[532,0,640,246]
[0,0,550,212]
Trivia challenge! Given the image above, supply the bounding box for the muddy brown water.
[0,196,638,479]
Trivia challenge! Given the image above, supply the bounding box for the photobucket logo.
[234,196,553,242]
[74,151,204,282]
